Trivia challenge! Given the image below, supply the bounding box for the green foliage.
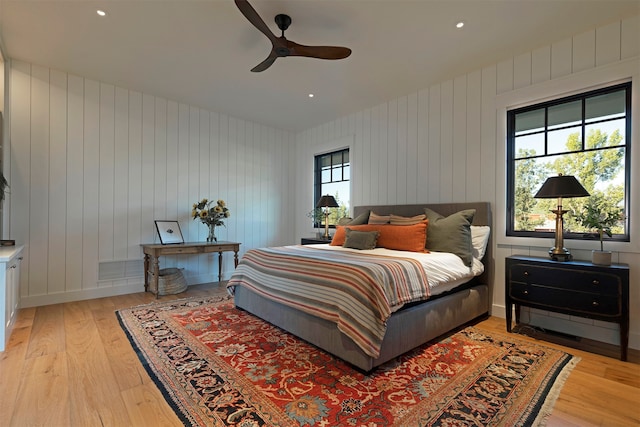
[514,128,625,237]
[333,191,349,222]
[306,207,324,226]
[572,194,624,251]
[514,149,548,231]
[0,172,7,202]
[309,192,349,227]
[549,130,623,192]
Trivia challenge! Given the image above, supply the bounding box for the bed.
[227,202,493,371]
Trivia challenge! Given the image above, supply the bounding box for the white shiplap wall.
[7,62,296,307]
[295,16,640,349]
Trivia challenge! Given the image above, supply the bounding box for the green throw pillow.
[424,208,476,266]
[337,210,370,226]
[343,228,379,250]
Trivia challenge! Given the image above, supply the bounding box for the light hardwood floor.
[1,283,638,426]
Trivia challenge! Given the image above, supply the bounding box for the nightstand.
[505,255,629,361]
[300,237,333,245]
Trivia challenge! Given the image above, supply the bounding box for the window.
[313,148,350,228]
[507,82,630,242]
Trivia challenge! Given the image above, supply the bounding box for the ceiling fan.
[234,0,352,72]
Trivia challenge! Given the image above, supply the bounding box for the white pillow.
[471,226,491,260]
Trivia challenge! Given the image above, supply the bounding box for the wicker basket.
[156,268,187,295]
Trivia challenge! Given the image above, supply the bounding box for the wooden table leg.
[621,317,629,361]
[143,254,150,292]
[218,251,223,282]
[152,255,160,299]
[234,250,239,268]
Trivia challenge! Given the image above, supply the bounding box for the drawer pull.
[523,271,529,276]
[592,280,600,285]
[522,290,529,295]
[592,301,599,307]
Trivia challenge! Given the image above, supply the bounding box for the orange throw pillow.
[331,221,428,252]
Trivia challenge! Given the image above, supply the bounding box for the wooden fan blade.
[286,41,352,60]
[235,0,351,71]
[251,52,278,72]
[234,0,278,43]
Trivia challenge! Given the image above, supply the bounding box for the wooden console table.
[141,241,240,297]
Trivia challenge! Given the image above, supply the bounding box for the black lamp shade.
[534,175,590,199]
[316,195,339,208]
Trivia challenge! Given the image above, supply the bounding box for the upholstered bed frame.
[233,202,493,371]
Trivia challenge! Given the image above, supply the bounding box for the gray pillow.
[337,210,370,226]
[343,228,379,250]
[350,210,370,225]
[424,208,476,266]
[337,217,353,226]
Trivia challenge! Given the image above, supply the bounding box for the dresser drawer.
[202,244,238,253]
[509,263,620,295]
[509,282,621,317]
[153,246,201,255]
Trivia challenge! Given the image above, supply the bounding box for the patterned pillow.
[343,228,379,250]
[368,212,391,224]
[390,213,427,225]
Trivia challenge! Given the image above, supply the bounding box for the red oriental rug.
[117,296,579,426]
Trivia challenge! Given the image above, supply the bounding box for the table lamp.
[316,195,339,239]
[534,174,590,261]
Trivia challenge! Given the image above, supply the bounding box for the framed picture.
[155,220,184,245]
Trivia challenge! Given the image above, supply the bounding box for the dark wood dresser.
[300,237,333,245]
[505,255,629,360]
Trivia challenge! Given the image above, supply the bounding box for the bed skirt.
[233,284,489,371]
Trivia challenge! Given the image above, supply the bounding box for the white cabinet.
[1,246,23,352]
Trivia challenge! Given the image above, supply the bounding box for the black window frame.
[313,148,350,228]
[506,82,631,242]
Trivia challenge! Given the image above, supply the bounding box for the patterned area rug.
[117,296,579,427]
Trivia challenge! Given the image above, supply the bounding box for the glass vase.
[207,224,217,242]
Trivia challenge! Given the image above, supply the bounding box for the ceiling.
[0,0,638,132]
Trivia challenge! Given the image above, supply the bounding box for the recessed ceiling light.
[308,94,314,98]
[456,22,464,29]
[97,10,107,17]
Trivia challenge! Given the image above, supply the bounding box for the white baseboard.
[20,282,144,308]
[19,272,229,309]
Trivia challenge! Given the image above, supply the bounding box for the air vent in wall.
[98,260,144,281]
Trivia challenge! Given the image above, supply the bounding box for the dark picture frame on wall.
[155,220,184,245]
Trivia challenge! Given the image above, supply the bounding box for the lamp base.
[323,212,331,239]
[549,247,572,261]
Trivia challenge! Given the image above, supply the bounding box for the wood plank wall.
[7,63,296,306]
[294,17,640,349]
[5,16,639,349]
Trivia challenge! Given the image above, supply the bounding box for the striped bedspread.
[226,245,430,358]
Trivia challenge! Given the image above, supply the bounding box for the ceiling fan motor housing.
[275,14,292,32]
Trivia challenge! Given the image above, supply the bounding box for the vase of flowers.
[576,199,623,266]
[192,198,230,242]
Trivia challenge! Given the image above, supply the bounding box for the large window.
[313,148,350,228]
[507,82,630,242]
